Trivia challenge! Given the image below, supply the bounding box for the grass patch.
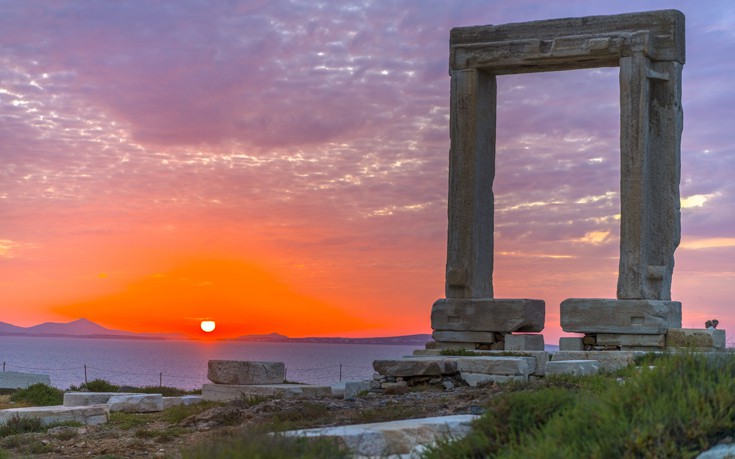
[0,416,44,438]
[426,353,735,458]
[270,402,331,429]
[109,412,154,430]
[69,379,200,396]
[163,401,220,424]
[9,383,63,406]
[182,429,348,459]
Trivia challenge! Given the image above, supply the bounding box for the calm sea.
[0,336,419,390]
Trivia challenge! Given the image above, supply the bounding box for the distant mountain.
[0,318,184,340]
[230,332,433,346]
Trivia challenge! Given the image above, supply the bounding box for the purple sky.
[1,1,733,341]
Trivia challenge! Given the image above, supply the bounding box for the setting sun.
[200,320,216,333]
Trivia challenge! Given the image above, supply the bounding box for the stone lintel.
[666,328,726,349]
[461,373,527,386]
[560,298,681,334]
[450,9,684,69]
[432,330,496,343]
[456,356,536,376]
[505,334,545,351]
[431,298,545,333]
[595,333,666,348]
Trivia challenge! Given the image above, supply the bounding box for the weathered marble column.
[445,68,496,300]
[618,53,683,301]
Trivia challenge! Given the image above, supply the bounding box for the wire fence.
[0,361,374,389]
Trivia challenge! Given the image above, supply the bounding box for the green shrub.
[9,383,63,406]
[426,353,735,459]
[68,379,120,392]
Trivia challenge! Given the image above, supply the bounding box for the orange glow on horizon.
[52,258,373,339]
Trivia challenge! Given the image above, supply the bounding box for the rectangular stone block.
[432,330,495,343]
[107,394,163,413]
[0,371,51,390]
[344,381,370,399]
[202,383,331,402]
[162,395,204,409]
[546,360,599,377]
[207,360,285,385]
[413,349,549,376]
[552,351,648,372]
[461,373,527,387]
[64,392,137,407]
[560,299,681,334]
[432,298,545,333]
[559,337,584,351]
[425,341,478,351]
[0,405,109,426]
[456,356,536,376]
[373,360,443,377]
[666,329,726,349]
[596,334,665,348]
[505,334,544,351]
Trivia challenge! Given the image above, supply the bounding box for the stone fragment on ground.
[202,383,332,402]
[64,392,137,406]
[162,395,204,409]
[107,393,164,413]
[207,360,285,385]
[696,443,735,459]
[0,405,109,426]
[545,360,599,376]
[283,414,478,458]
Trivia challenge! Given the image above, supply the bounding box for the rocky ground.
[1,385,500,458]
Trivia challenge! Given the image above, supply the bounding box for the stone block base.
[431,298,545,333]
[666,329,726,349]
[560,298,681,334]
[552,351,647,372]
[413,349,550,376]
[461,373,527,386]
[202,383,332,402]
[505,334,544,351]
[432,330,497,343]
[546,360,599,376]
[559,337,584,351]
[207,360,285,385]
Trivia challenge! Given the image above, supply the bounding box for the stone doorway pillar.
[430,10,685,352]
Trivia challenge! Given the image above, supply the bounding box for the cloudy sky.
[1,0,733,341]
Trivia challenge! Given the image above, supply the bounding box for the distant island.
[0,318,432,345]
[228,332,433,346]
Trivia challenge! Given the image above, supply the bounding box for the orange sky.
[1,1,734,343]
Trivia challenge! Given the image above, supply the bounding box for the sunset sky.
[1,1,733,342]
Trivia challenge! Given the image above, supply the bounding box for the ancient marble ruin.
[426,10,724,354]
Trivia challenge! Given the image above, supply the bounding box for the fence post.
[339,364,342,382]
[2,362,5,371]
[160,372,163,387]
[84,365,88,385]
